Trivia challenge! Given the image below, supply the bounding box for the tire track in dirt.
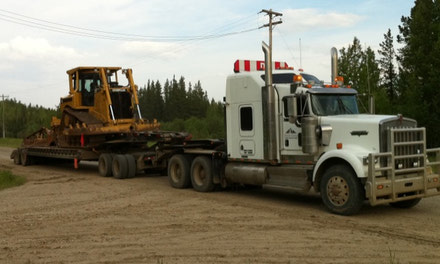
[1,146,440,263]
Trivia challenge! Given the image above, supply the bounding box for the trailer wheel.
[125,154,136,178]
[168,154,191,188]
[98,154,113,177]
[320,164,364,216]
[20,150,31,166]
[112,154,128,179]
[191,156,214,192]
[12,149,21,165]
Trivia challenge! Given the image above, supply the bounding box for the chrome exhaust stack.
[262,41,277,163]
[331,47,338,85]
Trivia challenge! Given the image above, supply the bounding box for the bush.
[0,170,26,190]
[0,138,22,148]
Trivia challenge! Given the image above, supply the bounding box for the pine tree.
[378,29,398,102]
[338,37,380,113]
[397,0,440,147]
[338,37,364,90]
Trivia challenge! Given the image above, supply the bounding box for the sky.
[0,0,414,108]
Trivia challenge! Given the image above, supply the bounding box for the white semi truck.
[14,42,440,215]
[165,43,440,215]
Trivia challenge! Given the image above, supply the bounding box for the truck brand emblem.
[286,128,296,134]
[350,130,368,137]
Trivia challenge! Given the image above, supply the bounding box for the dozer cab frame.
[51,67,161,148]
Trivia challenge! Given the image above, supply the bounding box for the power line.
[275,28,300,69]
[126,12,261,66]
[0,8,260,42]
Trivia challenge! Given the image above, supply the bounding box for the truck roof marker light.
[335,76,344,83]
[336,143,343,149]
[293,75,303,84]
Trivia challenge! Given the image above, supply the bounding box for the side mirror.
[285,96,298,124]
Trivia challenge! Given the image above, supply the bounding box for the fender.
[313,147,368,182]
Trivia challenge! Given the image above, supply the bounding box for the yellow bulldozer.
[12,66,189,178]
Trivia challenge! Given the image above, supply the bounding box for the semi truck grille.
[390,128,425,174]
[367,126,440,206]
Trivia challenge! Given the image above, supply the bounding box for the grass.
[0,170,26,190]
[0,137,22,148]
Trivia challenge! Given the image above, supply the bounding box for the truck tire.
[390,198,422,209]
[168,154,191,188]
[125,154,136,178]
[320,164,364,216]
[20,150,31,166]
[191,156,214,192]
[98,154,113,177]
[12,149,21,165]
[112,154,128,179]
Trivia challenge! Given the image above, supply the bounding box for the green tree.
[187,80,209,118]
[138,80,164,122]
[0,99,57,138]
[378,29,398,102]
[397,0,440,147]
[338,37,364,90]
[338,37,380,113]
[136,76,224,139]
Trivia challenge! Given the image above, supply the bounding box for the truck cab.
[225,56,440,215]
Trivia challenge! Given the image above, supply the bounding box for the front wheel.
[191,156,214,192]
[320,164,364,216]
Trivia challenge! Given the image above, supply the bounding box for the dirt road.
[0,147,440,263]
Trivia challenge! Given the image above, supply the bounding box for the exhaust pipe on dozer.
[262,41,277,163]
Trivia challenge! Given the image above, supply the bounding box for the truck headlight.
[363,156,378,165]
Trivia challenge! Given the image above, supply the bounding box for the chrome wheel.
[326,175,349,206]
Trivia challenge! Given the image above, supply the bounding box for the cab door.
[281,94,309,154]
[238,105,255,157]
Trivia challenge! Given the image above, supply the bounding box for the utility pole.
[1,94,9,139]
[259,9,283,65]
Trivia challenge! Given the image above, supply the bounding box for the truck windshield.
[311,94,359,116]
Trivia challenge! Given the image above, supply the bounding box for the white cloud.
[281,8,364,32]
[120,41,184,60]
[0,36,82,61]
